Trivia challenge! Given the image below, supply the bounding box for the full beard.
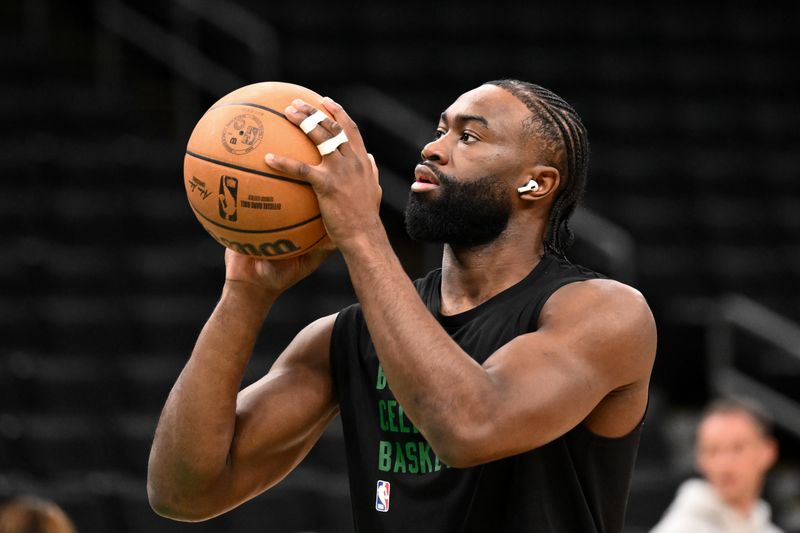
[404,167,512,247]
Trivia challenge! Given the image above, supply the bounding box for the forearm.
[339,228,494,462]
[148,282,276,509]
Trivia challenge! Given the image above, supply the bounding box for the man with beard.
[148,79,657,532]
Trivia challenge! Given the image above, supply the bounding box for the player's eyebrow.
[439,111,490,129]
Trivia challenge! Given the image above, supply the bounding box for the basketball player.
[148,79,657,532]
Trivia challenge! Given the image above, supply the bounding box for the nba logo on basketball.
[375,480,390,512]
[218,175,238,221]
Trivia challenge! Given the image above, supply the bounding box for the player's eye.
[433,129,445,140]
[460,131,476,143]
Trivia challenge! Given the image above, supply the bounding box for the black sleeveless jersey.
[329,254,643,532]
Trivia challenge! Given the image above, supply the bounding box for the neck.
[439,227,545,316]
[727,492,761,519]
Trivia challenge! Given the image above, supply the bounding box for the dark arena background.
[2,1,799,531]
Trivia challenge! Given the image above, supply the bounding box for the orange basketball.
[184,81,328,259]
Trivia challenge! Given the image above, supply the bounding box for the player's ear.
[517,165,559,201]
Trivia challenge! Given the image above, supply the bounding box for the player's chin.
[408,188,442,204]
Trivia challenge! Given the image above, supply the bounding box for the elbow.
[147,474,221,522]
[434,447,482,470]
[429,419,498,469]
[147,486,201,522]
[147,446,233,522]
[147,488,217,523]
[147,495,186,522]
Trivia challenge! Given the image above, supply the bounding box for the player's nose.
[421,135,448,165]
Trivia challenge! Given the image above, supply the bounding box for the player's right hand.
[223,237,336,296]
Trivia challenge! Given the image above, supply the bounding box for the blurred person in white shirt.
[651,396,783,533]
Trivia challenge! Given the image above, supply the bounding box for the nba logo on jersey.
[375,480,390,512]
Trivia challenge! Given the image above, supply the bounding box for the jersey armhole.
[577,398,649,443]
[329,303,366,405]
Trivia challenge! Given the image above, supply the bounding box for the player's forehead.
[439,84,531,130]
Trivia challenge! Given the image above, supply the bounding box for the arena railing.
[707,293,800,438]
[96,0,247,96]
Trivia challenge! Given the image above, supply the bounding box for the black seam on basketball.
[187,199,322,234]
[208,101,286,119]
[185,151,313,187]
[305,232,329,250]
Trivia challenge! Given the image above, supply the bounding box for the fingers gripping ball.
[184,82,330,259]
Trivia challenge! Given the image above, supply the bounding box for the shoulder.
[541,278,655,341]
[755,498,786,533]
[537,278,656,413]
[674,478,717,504]
[275,313,339,371]
[546,277,650,312]
[651,479,724,533]
[670,479,723,517]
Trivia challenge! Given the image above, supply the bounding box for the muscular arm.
[341,231,656,467]
[147,249,338,521]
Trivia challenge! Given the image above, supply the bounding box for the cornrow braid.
[486,79,590,258]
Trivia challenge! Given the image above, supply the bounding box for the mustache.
[419,161,454,185]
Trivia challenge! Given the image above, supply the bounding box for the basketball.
[183,81,328,259]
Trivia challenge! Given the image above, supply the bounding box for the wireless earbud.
[517,180,540,194]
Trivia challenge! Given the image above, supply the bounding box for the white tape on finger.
[317,130,349,156]
[299,110,329,134]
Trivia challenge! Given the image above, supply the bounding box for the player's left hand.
[265,97,382,251]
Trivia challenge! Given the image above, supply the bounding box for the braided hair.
[486,79,589,257]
